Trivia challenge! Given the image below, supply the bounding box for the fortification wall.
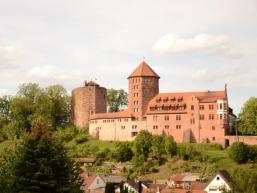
[225,135,257,145]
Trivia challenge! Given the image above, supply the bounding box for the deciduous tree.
[107,89,128,112]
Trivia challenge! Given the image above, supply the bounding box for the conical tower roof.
[128,61,160,78]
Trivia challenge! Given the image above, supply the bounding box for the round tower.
[72,81,107,128]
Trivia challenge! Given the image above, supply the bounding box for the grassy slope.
[1,139,255,181]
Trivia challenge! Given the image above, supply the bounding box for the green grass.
[86,139,117,150]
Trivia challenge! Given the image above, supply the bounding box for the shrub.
[248,145,257,162]
[114,144,134,162]
[178,144,203,161]
[229,142,249,164]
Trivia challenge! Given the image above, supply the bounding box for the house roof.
[90,109,133,120]
[218,170,232,185]
[83,175,98,189]
[146,91,226,114]
[190,182,207,190]
[205,170,232,189]
[102,175,127,184]
[128,61,160,78]
[83,175,105,189]
[173,174,200,183]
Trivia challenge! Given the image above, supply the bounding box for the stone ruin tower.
[72,80,107,128]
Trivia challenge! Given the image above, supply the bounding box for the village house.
[204,170,232,193]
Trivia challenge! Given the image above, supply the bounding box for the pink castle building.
[72,61,237,146]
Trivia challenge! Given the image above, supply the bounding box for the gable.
[89,176,106,190]
[204,174,231,192]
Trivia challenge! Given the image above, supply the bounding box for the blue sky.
[0,0,256,114]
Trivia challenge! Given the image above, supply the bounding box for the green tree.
[237,97,257,135]
[134,130,152,160]
[115,143,134,162]
[151,135,165,158]
[164,136,177,157]
[105,183,115,193]
[231,169,257,193]
[107,89,128,112]
[45,85,71,128]
[10,117,82,193]
[228,142,249,164]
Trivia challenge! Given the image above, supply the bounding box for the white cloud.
[192,67,247,82]
[153,34,242,58]
[24,65,84,88]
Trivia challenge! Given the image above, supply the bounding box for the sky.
[0,0,256,114]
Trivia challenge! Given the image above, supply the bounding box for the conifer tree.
[11,117,82,193]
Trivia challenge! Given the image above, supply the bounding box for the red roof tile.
[83,175,97,189]
[128,61,160,78]
[146,91,226,114]
[90,109,133,120]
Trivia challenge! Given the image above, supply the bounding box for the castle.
[72,61,237,146]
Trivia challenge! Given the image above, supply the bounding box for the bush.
[53,126,79,142]
[73,133,88,144]
[229,142,249,164]
[114,143,134,162]
[178,144,204,161]
[248,145,257,162]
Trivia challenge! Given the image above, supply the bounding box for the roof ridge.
[128,61,160,78]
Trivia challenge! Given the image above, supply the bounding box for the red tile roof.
[147,91,226,114]
[128,61,160,78]
[83,175,97,189]
[90,109,133,120]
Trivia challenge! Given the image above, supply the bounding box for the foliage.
[178,144,206,161]
[85,165,112,176]
[237,97,257,135]
[248,145,257,162]
[231,169,257,193]
[114,143,134,162]
[53,126,80,143]
[105,183,115,193]
[228,142,249,164]
[151,135,165,158]
[95,148,112,165]
[0,83,71,140]
[107,89,128,112]
[164,136,177,157]
[134,130,152,160]
[8,118,82,193]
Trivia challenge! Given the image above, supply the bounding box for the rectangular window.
[153,125,158,129]
[165,125,169,129]
[176,125,181,129]
[176,114,181,121]
[212,126,215,130]
[165,115,169,121]
[153,115,158,121]
[190,118,195,124]
[199,105,204,110]
[209,114,214,120]
[200,114,205,120]
[191,105,194,110]
[209,104,214,110]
